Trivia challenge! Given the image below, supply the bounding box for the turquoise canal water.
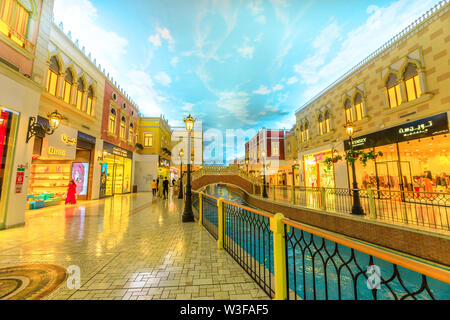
[200,184,450,300]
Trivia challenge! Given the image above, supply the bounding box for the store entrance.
[375,161,412,191]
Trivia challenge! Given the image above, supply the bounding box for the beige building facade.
[295,2,450,192]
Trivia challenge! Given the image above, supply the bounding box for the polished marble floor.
[0,191,269,300]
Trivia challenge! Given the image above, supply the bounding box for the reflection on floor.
[0,191,269,300]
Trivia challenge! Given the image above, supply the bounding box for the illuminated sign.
[62,134,77,145]
[48,146,66,157]
[112,147,128,157]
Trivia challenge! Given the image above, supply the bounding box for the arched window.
[403,63,421,102]
[108,108,116,134]
[120,116,126,139]
[354,93,364,121]
[128,123,134,144]
[75,80,85,111]
[318,114,324,136]
[46,56,60,96]
[324,110,331,134]
[386,73,402,108]
[86,86,95,116]
[63,69,74,104]
[301,121,309,142]
[344,99,353,123]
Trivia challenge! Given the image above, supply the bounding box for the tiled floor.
[0,191,269,300]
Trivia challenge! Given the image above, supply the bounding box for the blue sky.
[53,0,440,160]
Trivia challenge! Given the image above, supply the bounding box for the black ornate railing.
[203,195,218,240]
[223,202,275,298]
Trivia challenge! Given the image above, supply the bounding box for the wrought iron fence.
[284,219,449,300]
[203,194,219,240]
[223,201,275,298]
[192,192,199,220]
[196,191,450,300]
[267,185,450,232]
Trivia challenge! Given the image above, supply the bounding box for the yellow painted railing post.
[198,193,204,226]
[270,213,287,300]
[260,184,263,197]
[217,198,224,250]
[272,185,276,201]
[291,185,295,205]
[320,187,326,211]
[368,189,377,219]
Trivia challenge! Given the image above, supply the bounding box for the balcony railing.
[193,191,450,300]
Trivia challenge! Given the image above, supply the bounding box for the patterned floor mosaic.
[0,191,269,300]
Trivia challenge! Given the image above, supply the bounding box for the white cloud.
[170,56,180,67]
[265,105,279,112]
[248,0,266,24]
[149,27,174,49]
[272,84,284,92]
[182,103,194,112]
[53,0,128,80]
[217,91,256,125]
[154,72,172,86]
[125,70,163,116]
[149,34,162,47]
[274,114,295,130]
[253,85,271,95]
[286,76,299,85]
[294,0,439,101]
[237,40,255,59]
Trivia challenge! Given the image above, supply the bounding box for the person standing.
[163,177,170,199]
[158,176,164,198]
[65,179,77,205]
[152,180,157,196]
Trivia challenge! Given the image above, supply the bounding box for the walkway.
[0,191,269,300]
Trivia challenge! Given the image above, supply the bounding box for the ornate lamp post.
[345,122,364,216]
[178,149,184,199]
[182,114,196,222]
[262,151,268,198]
[26,110,64,143]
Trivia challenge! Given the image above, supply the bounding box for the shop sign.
[41,125,77,159]
[113,147,128,158]
[15,165,25,194]
[159,159,170,167]
[345,113,449,151]
[103,141,133,159]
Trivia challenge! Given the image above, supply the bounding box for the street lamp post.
[262,151,268,198]
[182,114,196,223]
[345,122,364,216]
[178,149,184,199]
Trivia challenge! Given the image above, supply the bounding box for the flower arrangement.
[325,150,383,169]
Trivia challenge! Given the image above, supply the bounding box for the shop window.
[63,69,74,105]
[120,116,126,139]
[386,73,402,109]
[86,86,94,116]
[0,0,30,41]
[76,80,85,111]
[46,57,60,96]
[403,63,421,102]
[354,93,364,121]
[144,133,153,147]
[108,109,116,134]
[344,99,353,123]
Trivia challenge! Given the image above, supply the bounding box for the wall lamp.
[26,110,65,143]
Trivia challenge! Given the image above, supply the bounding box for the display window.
[349,133,450,193]
[304,150,335,188]
[101,152,132,197]
[0,107,19,227]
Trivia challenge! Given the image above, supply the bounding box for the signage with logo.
[345,113,449,151]
[103,141,133,159]
[15,165,25,194]
[41,125,78,159]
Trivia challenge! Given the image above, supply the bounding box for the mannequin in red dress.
[65,179,77,205]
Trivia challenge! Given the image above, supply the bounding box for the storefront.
[158,157,170,179]
[0,107,19,227]
[303,150,335,188]
[100,142,133,197]
[345,113,450,193]
[27,124,96,209]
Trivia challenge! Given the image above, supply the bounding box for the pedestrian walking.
[152,179,157,196]
[65,179,77,205]
[158,177,164,198]
[163,177,170,199]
